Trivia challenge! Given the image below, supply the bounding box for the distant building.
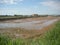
[48,15,52,17]
[32,14,38,17]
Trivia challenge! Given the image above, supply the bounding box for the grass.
[39,21,60,45]
[0,21,60,45]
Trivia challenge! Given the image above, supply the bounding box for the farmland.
[0,16,60,45]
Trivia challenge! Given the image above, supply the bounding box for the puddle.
[0,19,58,30]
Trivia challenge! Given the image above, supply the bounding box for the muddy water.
[0,19,58,30]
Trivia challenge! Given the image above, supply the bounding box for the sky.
[0,0,60,15]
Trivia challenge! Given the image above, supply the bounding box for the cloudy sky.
[0,0,60,15]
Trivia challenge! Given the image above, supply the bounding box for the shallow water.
[0,19,58,30]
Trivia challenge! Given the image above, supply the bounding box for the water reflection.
[0,19,58,30]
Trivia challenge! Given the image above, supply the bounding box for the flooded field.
[0,19,58,30]
[0,17,59,38]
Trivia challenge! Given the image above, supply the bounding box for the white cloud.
[40,1,60,10]
[0,0,23,4]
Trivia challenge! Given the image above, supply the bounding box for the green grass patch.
[39,21,60,45]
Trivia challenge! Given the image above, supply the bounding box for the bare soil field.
[0,17,59,38]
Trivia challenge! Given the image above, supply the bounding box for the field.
[0,16,60,45]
